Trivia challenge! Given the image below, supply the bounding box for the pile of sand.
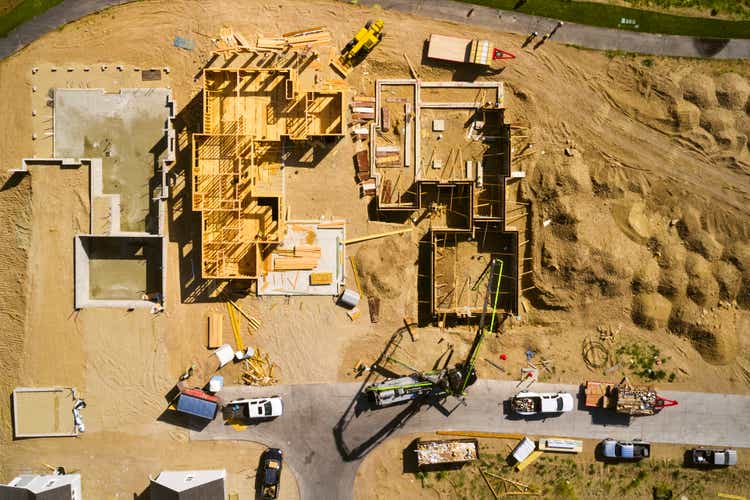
[715,73,750,111]
[632,259,660,293]
[677,207,724,261]
[356,235,417,300]
[670,99,701,131]
[658,266,689,297]
[712,261,742,301]
[685,252,720,308]
[669,300,738,365]
[680,73,719,108]
[632,292,672,330]
[650,231,687,269]
[699,107,736,136]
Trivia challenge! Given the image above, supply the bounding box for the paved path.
[0,0,132,60]
[1,0,749,61]
[356,0,750,59]
[192,381,750,500]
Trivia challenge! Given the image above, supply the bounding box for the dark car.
[260,448,283,499]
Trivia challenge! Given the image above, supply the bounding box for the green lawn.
[457,0,750,38]
[0,0,63,38]
[627,0,750,19]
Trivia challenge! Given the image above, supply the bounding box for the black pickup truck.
[260,448,283,499]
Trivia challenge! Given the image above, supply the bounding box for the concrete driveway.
[192,380,750,500]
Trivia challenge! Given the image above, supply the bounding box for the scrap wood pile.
[273,244,321,270]
[213,25,333,57]
[479,469,540,497]
[416,440,477,465]
[257,26,332,50]
[240,348,278,386]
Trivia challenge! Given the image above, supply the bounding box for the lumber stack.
[240,348,278,386]
[257,27,332,50]
[273,245,321,270]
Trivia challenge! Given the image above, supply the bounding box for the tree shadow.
[692,37,729,57]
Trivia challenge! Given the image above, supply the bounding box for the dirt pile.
[355,233,418,320]
[632,292,672,330]
[669,300,739,365]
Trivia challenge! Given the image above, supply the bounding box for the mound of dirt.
[669,301,738,365]
[632,292,672,329]
[658,267,688,297]
[356,235,417,300]
[699,107,736,137]
[737,115,750,145]
[680,73,718,109]
[670,99,701,131]
[715,73,750,111]
[725,240,750,272]
[632,259,660,293]
[685,252,720,308]
[677,208,724,260]
[649,231,687,269]
[692,231,724,261]
[548,198,580,242]
[712,261,742,301]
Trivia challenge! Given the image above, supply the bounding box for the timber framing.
[192,67,345,279]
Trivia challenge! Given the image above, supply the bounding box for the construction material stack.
[427,34,515,66]
[415,439,478,467]
[583,377,678,416]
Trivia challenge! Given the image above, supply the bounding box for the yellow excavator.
[331,19,384,76]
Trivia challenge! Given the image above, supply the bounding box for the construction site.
[0,0,749,499]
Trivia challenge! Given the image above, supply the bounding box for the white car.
[510,391,574,415]
[226,397,283,420]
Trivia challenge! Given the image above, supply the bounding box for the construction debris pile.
[240,348,278,386]
[510,396,538,413]
[213,26,332,55]
[416,439,478,466]
[615,384,659,415]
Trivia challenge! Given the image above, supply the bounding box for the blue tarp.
[177,393,218,420]
[173,36,195,50]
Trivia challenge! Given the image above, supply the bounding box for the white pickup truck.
[510,391,575,416]
[225,397,283,420]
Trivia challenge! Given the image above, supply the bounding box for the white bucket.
[338,289,360,309]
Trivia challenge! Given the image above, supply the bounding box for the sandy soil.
[0,0,748,497]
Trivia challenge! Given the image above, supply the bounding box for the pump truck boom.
[366,258,504,408]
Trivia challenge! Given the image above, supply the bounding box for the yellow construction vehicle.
[331,19,384,76]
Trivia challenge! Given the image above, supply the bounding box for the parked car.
[600,438,650,461]
[510,391,575,415]
[225,397,283,420]
[260,448,283,499]
[687,448,737,467]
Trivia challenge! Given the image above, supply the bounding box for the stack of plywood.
[273,245,321,270]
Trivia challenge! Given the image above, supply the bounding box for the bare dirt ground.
[0,0,748,497]
[355,433,750,499]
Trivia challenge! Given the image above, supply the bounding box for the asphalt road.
[192,380,750,500]
[358,0,750,59]
[1,0,750,60]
